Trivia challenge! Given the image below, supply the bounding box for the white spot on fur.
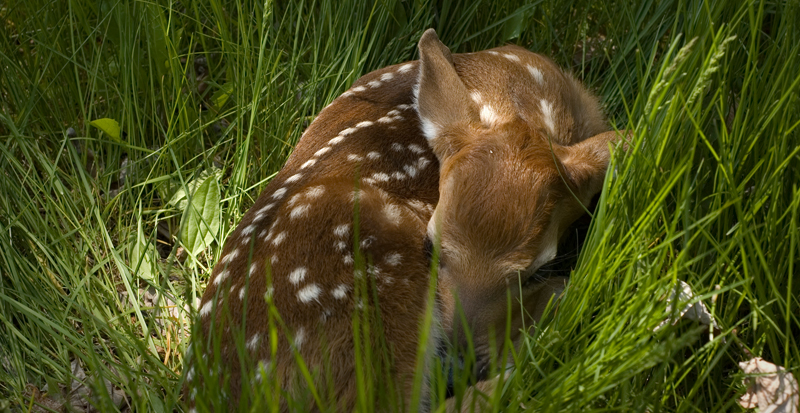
[257,203,275,215]
[285,173,302,183]
[391,172,407,180]
[199,300,214,317]
[290,204,310,219]
[384,203,402,225]
[301,159,317,169]
[334,224,350,238]
[377,116,394,124]
[387,109,401,116]
[272,232,286,246]
[385,252,402,266]
[186,366,195,382]
[396,104,413,110]
[304,185,325,199]
[398,63,414,73]
[293,327,305,349]
[372,172,390,182]
[480,105,500,127]
[366,151,381,160]
[328,135,345,145]
[362,177,376,185]
[368,80,382,88]
[527,64,544,84]
[249,263,259,277]
[408,143,425,154]
[417,157,431,171]
[289,267,307,285]
[488,51,499,56]
[297,284,322,303]
[343,254,354,265]
[213,269,230,286]
[340,127,358,136]
[253,211,266,223]
[241,224,256,236]
[503,53,521,62]
[352,86,366,93]
[347,154,363,162]
[539,99,555,134]
[264,286,274,300]
[356,120,374,128]
[403,164,418,178]
[470,91,483,103]
[270,255,278,265]
[391,142,404,151]
[380,72,395,81]
[335,240,347,251]
[272,187,287,199]
[332,284,348,300]
[314,147,331,157]
[420,117,439,140]
[239,286,248,300]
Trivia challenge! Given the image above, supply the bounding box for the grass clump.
[1,0,798,411]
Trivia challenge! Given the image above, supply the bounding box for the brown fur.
[186,28,625,411]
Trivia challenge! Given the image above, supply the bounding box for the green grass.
[1,0,798,411]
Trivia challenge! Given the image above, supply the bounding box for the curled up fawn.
[185,29,625,411]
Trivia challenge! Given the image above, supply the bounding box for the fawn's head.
[415,29,621,374]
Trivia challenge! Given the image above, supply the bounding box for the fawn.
[185,29,624,411]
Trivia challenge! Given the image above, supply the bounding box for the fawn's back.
[187,29,619,411]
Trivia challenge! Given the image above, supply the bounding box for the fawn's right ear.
[415,29,479,161]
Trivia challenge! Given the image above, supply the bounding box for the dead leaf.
[655,280,719,331]
[739,357,799,413]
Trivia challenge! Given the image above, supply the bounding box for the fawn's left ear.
[415,29,479,161]
[556,130,628,205]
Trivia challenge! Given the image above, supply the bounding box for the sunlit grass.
[1,0,798,411]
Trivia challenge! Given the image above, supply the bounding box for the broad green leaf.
[211,83,234,109]
[180,173,221,257]
[502,6,529,41]
[89,118,121,142]
[167,168,221,211]
[130,218,157,282]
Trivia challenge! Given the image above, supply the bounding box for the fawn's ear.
[415,29,479,161]
[557,130,628,205]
